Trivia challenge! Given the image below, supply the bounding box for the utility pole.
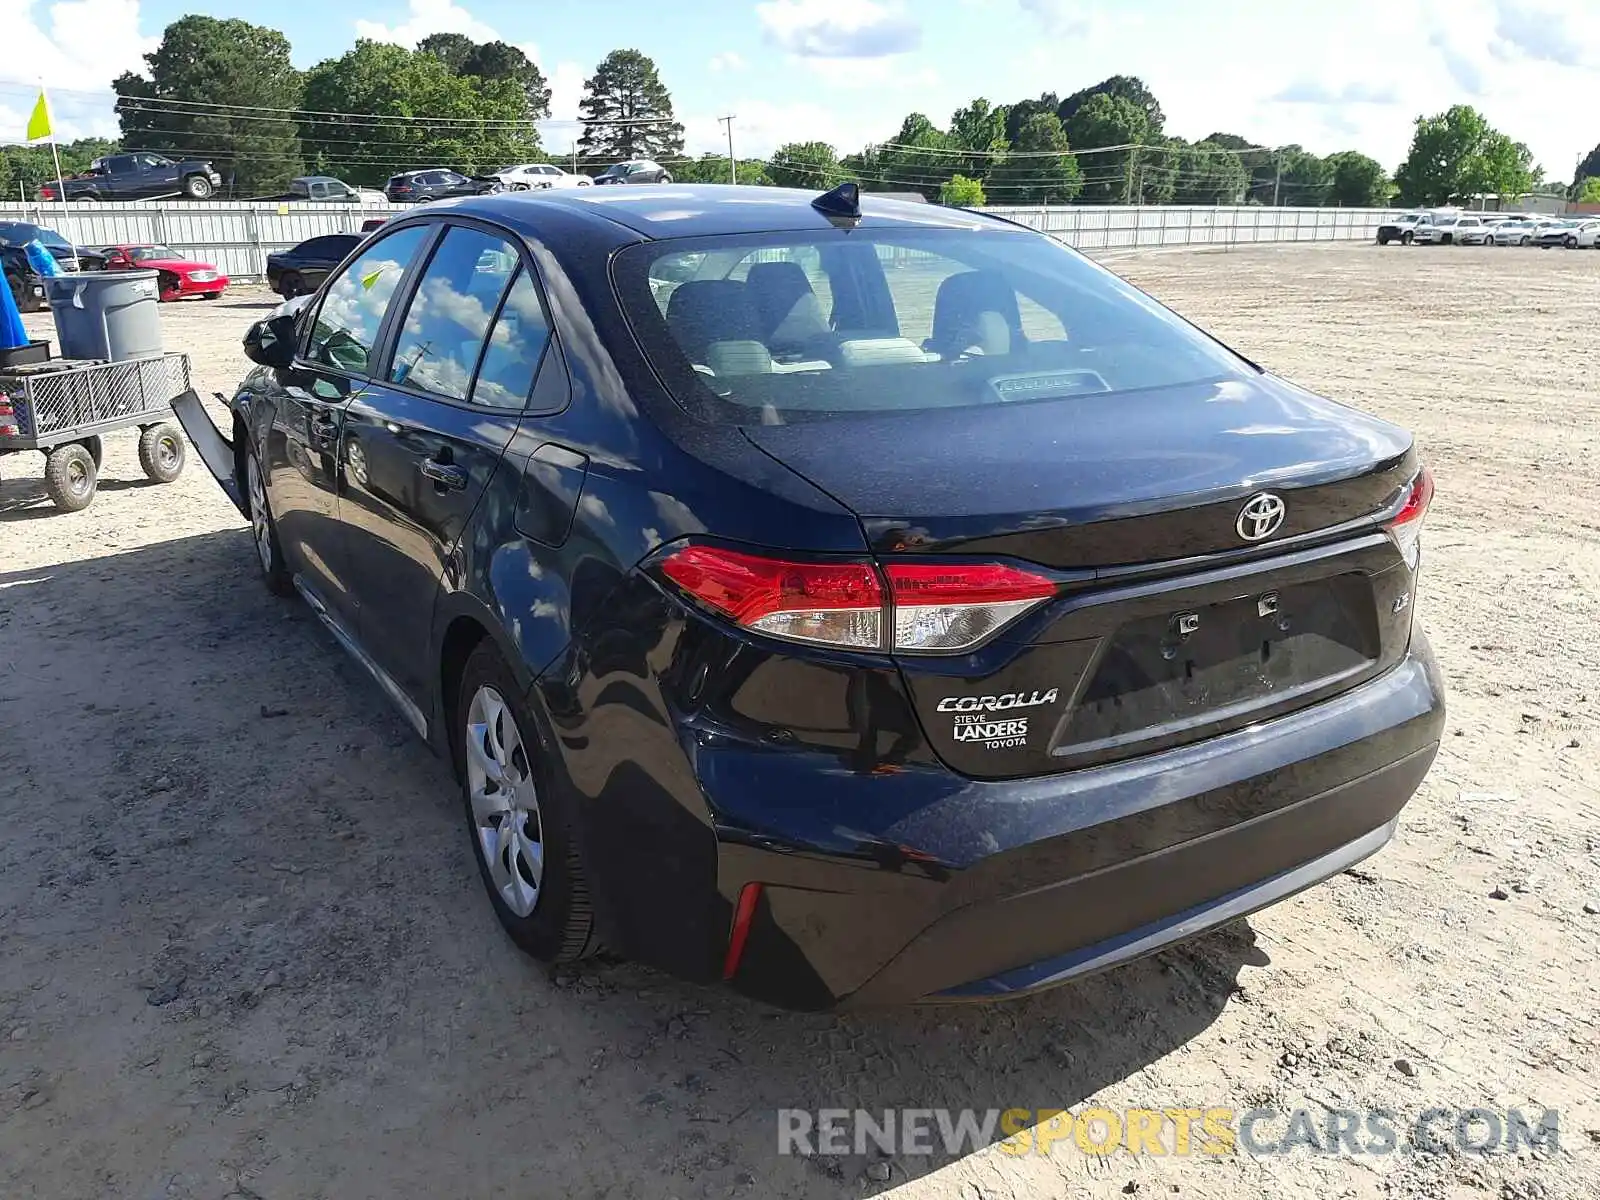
[571,141,578,175]
[718,114,737,184]
[1272,161,1282,207]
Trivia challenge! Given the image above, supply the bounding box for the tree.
[1203,132,1257,152]
[768,141,842,188]
[672,154,772,185]
[301,40,540,187]
[876,113,954,198]
[1578,177,1600,203]
[1249,145,1327,205]
[1062,92,1148,204]
[417,33,477,74]
[1463,133,1536,203]
[940,174,986,206]
[1323,150,1390,206]
[1393,106,1536,205]
[113,15,302,195]
[986,112,1080,204]
[1059,75,1164,136]
[462,42,551,124]
[1573,143,1600,189]
[948,98,1008,180]
[1003,93,1059,146]
[578,49,684,164]
[1170,140,1248,205]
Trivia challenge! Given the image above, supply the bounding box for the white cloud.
[1016,0,1091,36]
[2,0,154,141]
[708,51,747,73]
[756,0,921,57]
[354,0,539,65]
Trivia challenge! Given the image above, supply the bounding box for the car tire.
[278,271,305,299]
[1440,233,1452,245]
[182,174,215,200]
[660,173,673,184]
[1519,236,1530,246]
[1377,233,1390,245]
[1401,231,1414,245]
[44,442,97,512]
[1564,235,1577,249]
[138,422,185,483]
[245,447,293,596]
[454,641,600,964]
[74,194,99,204]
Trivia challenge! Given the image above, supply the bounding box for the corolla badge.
[1236,492,1287,542]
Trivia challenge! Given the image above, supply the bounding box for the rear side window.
[304,226,429,375]
[616,227,1245,423]
[388,226,521,401]
[471,271,552,409]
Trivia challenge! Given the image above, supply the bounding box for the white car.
[492,163,592,191]
[1413,213,1492,245]
[1562,219,1600,248]
[1488,216,1541,246]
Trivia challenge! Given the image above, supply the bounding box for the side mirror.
[243,314,296,369]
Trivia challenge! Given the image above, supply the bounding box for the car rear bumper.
[707,635,1444,1010]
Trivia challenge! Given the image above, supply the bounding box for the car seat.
[926,270,1026,359]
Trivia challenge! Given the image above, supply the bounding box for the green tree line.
[2,13,1568,208]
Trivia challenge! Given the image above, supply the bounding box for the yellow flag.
[25,90,51,142]
[360,266,384,290]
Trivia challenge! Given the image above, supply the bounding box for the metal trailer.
[0,353,195,512]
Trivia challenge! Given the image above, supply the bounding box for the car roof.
[450,184,995,239]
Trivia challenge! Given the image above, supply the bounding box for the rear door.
[339,220,554,705]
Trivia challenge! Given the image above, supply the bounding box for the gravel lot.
[1,245,1596,1200]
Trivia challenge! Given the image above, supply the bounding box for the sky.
[1,0,1597,181]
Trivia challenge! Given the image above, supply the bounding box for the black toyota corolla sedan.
[174,184,1444,1010]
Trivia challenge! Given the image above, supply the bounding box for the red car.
[100,244,228,301]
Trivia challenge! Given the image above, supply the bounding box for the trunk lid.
[741,374,1421,779]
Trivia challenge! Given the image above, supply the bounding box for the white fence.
[0,200,406,281]
[983,204,1403,250]
[0,200,1402,280]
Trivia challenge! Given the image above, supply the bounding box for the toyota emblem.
[1236,492,1287,541]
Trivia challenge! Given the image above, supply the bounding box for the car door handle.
[421,457,468,490]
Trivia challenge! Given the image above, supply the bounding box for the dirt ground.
[1,245,1596,1200]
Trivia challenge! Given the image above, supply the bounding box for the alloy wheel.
[247,454,273,575]
[465,685,545,918]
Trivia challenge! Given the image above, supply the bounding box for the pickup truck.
[42,153,224,202]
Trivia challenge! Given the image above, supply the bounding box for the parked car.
[173,184,1443,1011]
[1413,213,1491,245]
[361,217,390,233]
[100,244,228,300]
[1531,220,1577,248]
[493,163,592,191]
[1563,219,1600,248]
[1487,216,1540,245]
[265,233,362,298]
[265,175,387,204]
[593,159,673,185]
[41,152,223,201]
[0,221,106,272]
[385,170,503,203]
[1375,213,1426,245]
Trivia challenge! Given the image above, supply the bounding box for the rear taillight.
[658,546,1057,653]
[884,562,1056,651]
[659,546,883,648]
[1385,466,1434,569]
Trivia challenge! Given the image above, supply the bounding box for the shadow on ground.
[0,531,1265,1199]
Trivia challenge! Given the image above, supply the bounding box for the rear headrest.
[746,261,830,351]
[928,270,1024,357]
[666,280,759,364]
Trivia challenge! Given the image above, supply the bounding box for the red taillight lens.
[660,546,884,648]
[884,562,1057,651]
[658,547,1058,653]
[1385,466,1433,568]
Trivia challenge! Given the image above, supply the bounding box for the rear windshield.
[613,227,1249,424]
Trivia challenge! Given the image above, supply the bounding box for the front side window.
[304,226,429,375]
[615,227,1249,423]
[388,226,521,401]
